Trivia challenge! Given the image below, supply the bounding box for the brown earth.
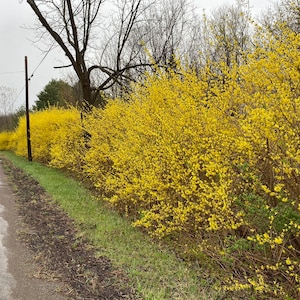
[1,157,137,300]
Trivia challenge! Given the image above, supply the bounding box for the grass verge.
[1,151,222,300]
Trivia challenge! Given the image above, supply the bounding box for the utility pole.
[25,56,32,162]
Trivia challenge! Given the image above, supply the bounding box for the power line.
[11,75,35,109]
[28,27,65,81]
[6,26,65,108]
[12,85,25,108]
[28,45,55,81]
[0,71,24,75]
[10,42,57,108]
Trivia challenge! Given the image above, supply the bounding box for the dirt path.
[0,157,136,300]
[0,159,69,300]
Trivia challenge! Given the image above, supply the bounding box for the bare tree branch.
[26,0,197,107]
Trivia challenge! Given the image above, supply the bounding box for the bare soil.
[2,157,137,300]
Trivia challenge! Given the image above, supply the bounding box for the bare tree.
[94,0,153,97]
[0,86,15,116]
[26,0,199,105]
[104,0,200,99]
[27,0,149,108]
[138,0,191,65]
[259,0,300,34]
[200,0,252,68]
[0,86,15,131]
[124,0,198,73]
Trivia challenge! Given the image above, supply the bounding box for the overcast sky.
[0,0,273,110]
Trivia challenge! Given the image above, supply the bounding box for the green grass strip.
[1,151,221,300]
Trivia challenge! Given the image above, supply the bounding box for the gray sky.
[197,0,273,12]
[0,0,273,110]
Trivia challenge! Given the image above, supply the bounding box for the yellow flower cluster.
[0,131,13,150]
[80,71,245,237]
[7,107,81,165]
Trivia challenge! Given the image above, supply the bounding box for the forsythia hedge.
[1,28,300,299]
[12,107,82,164]
[0,131,13,150]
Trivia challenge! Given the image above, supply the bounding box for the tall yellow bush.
[48,109,84,172]
[0,131,13,150]
[12,107,81,163]
[83,71,245,237]
[4,26,300,299]
[81,29,300,297]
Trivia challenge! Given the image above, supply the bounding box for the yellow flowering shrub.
[48,109,84,172]
[4,25,300,299]
[11,107,81,163]
[83,72,245,237]
[0,131,13,150]
[211,28,300,298]
[83,29,300,297]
